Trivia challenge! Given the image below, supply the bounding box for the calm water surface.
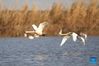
[0,36,99,66]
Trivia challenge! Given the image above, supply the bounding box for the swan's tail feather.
[28,35,34,39]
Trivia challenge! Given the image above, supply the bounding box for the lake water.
[0,36,99,66]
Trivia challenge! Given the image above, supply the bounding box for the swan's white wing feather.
[80,37,85,45]
[38,22,48,32]
[60,36,70,46]
[84,34,87,39]
[32,24,38,31]
[72,32,78,42]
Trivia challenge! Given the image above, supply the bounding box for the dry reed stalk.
[0,0,99,36]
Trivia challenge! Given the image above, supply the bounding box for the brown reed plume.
[0,0,99,37]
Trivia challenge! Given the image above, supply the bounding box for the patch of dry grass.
[0,0,99,37]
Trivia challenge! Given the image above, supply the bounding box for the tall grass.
[0,0,99,37]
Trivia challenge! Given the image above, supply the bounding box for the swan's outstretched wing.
[84,34,87,39]
[79,37,85,45]
[32,24,38,31]
[60,36,70,46]
[38,22,48,32]
[78,36,85,45]
[72,32,78,42]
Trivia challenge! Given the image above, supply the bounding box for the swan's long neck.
[59,29,72,36]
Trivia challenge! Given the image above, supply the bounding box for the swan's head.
[42,22,49,25]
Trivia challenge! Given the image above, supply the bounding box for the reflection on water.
[0,36,99,66]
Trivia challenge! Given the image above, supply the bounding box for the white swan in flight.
[32,22,48,35]
[24,22,48,39]
[59,29,87,46]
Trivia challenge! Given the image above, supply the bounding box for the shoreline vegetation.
[0,0,99,37]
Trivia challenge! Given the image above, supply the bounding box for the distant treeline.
[0,0,99,37]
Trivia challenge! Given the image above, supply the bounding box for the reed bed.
[0,0,99,37]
